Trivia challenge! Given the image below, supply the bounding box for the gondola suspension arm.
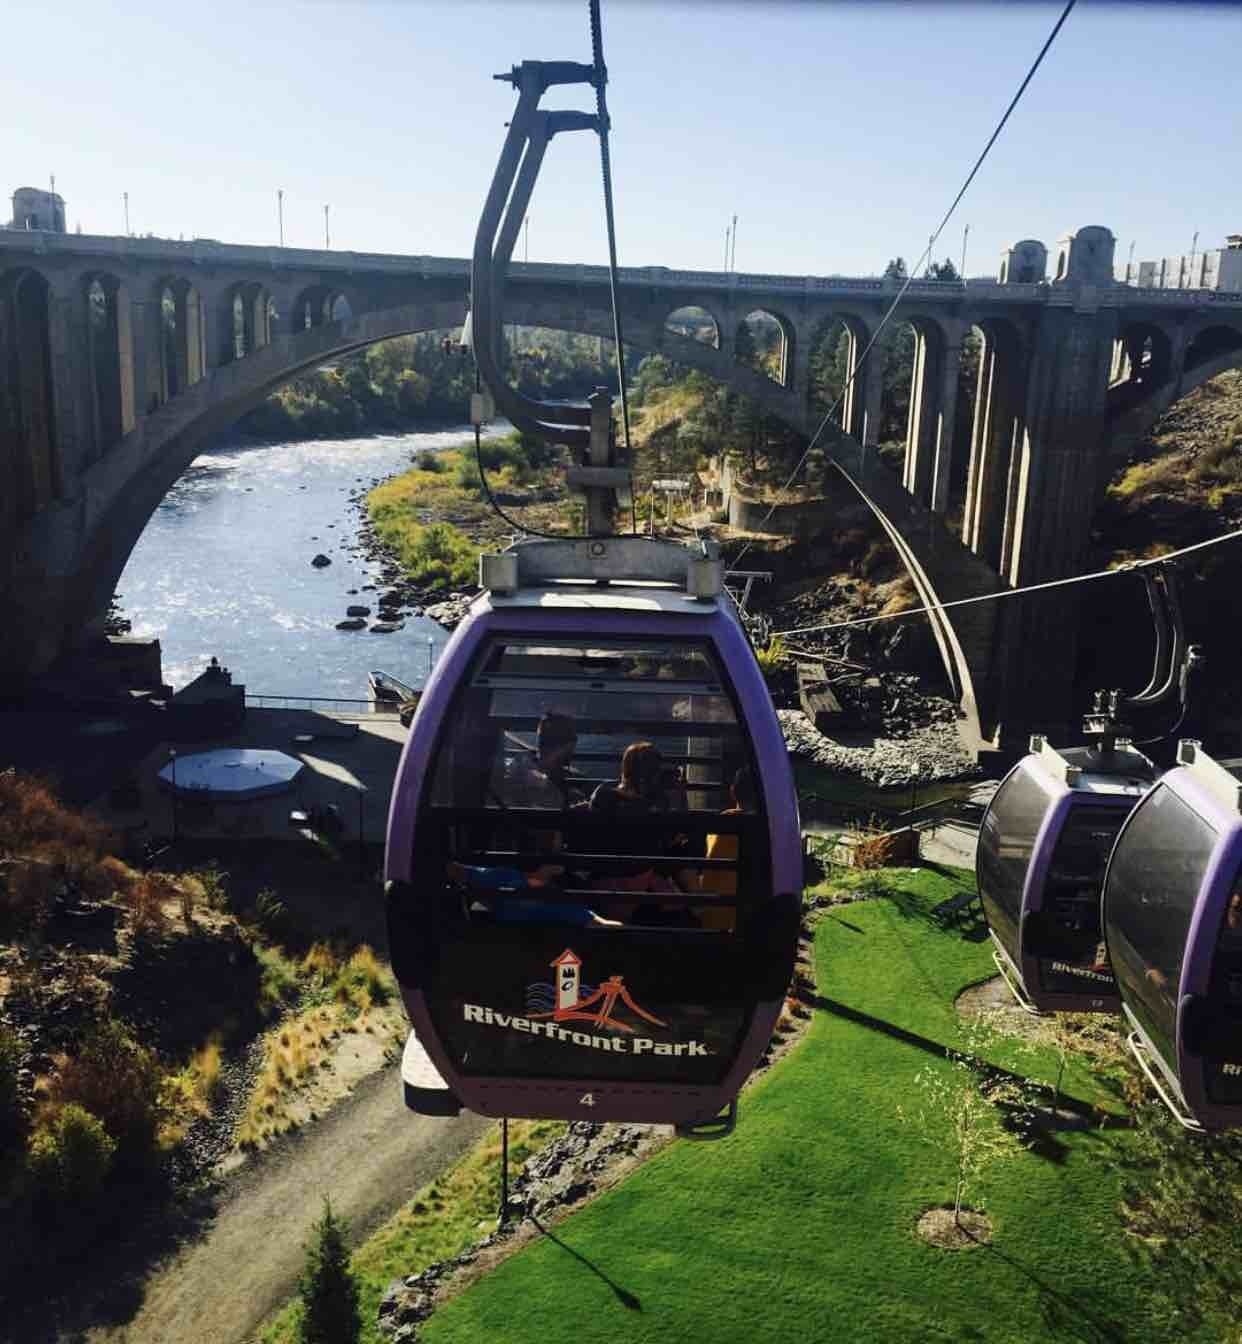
[471,61,599,447]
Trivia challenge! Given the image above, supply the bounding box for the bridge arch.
[15,293,998,748]
[735,308,793,388]
[221,281,275,362]
[0,266,60,521]
[663,304,720,350]
[1185,322,1242,374]
[1111,320,1173,389]
[290,284,354,332]
[83,271,136,456]
[807,311,870,436]
[153,276,206,405]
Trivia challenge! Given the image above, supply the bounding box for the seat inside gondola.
[1103,741,1242,1130]
[977,734,1157,1014]
[395,631,783,1096]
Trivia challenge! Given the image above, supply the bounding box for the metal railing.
[245,692,399,715]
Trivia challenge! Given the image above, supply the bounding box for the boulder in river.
[311,553,332,568]
[336,618,367,631]
[346,605,371,618]
[370,621,404,634]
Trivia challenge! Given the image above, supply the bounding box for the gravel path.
[90,1063,489,1344]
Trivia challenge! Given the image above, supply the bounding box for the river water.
[116,425,505,700]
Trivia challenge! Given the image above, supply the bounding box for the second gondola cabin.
[1102,741,1242,1131]
[385,537,802,1137]
[977,734,1158,1014]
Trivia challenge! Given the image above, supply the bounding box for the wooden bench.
[931,889,983,927]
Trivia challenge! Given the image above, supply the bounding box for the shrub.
[297,1198,361,1344]
[188,1036,224,1106]
[333,945,392,1012]
[255,943,302,1014]
[0,1025,24,1147]
[754,636,787,677]
[395,522,477,589]
[255,888,291,941]
[125,872,174,937]
[414,448,443,472]
[50,1020,165,1160]
[28,1103,116,1203]
[193,864,230,911]
[0,770,111,857]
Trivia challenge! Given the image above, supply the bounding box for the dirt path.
[91,1062,490,1344]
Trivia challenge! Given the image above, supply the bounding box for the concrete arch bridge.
[3,226,1241,745]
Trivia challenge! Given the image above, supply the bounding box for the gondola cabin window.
[977,767,1049,953]
[421,637,766,933]
[1108,785,1217,1062]
[1037,804,1130,993]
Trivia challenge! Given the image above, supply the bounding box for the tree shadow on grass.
[966,1229,1129,1344]
[807,993,1129,1146]
[529,1214,642,1311]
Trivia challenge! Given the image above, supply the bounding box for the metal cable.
[589,0,639,535]
[772,524,1242,638]
[729,0,1077,571]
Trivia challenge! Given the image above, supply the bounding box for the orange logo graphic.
[530,949,667,1034]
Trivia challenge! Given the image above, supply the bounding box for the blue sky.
[6,1,1240,276]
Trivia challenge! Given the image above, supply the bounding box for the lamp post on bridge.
[277,189,284,247]
[324,204,331,250]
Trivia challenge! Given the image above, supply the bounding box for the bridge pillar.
[992,302,1116,737]
[962,329,1020,570]
[45,276,90,485]
[929,342,961,516]
[130,283,162,416]
[860,343,883,447]
[902,327,939,504]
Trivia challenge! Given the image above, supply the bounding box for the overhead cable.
[730,0,1077,567]
[773,523,1242,639]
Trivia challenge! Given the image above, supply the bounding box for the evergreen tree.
[298,1199,361,1344]
[733,316,759,370]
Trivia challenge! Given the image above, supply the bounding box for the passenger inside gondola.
[498,711,581,810]
[423,637,759,933]
[584,742,698,924]
[444,860,620,927]
[694,768,753,932]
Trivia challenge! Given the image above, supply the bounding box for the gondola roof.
[484,585,723,614]
[1025,734,1158,796]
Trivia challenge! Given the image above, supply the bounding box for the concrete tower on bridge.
[7,187,66,234]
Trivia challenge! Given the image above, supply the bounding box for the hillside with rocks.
[1079,369,1242,752]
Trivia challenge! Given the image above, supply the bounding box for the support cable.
[589,0,638,535]
[772,523,1242,639]
[730,0,1076,571]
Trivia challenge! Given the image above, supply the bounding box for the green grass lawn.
[423,869,1184,1344]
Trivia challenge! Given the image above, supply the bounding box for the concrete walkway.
[91,1062,489,1344]
[917,779,996,871]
